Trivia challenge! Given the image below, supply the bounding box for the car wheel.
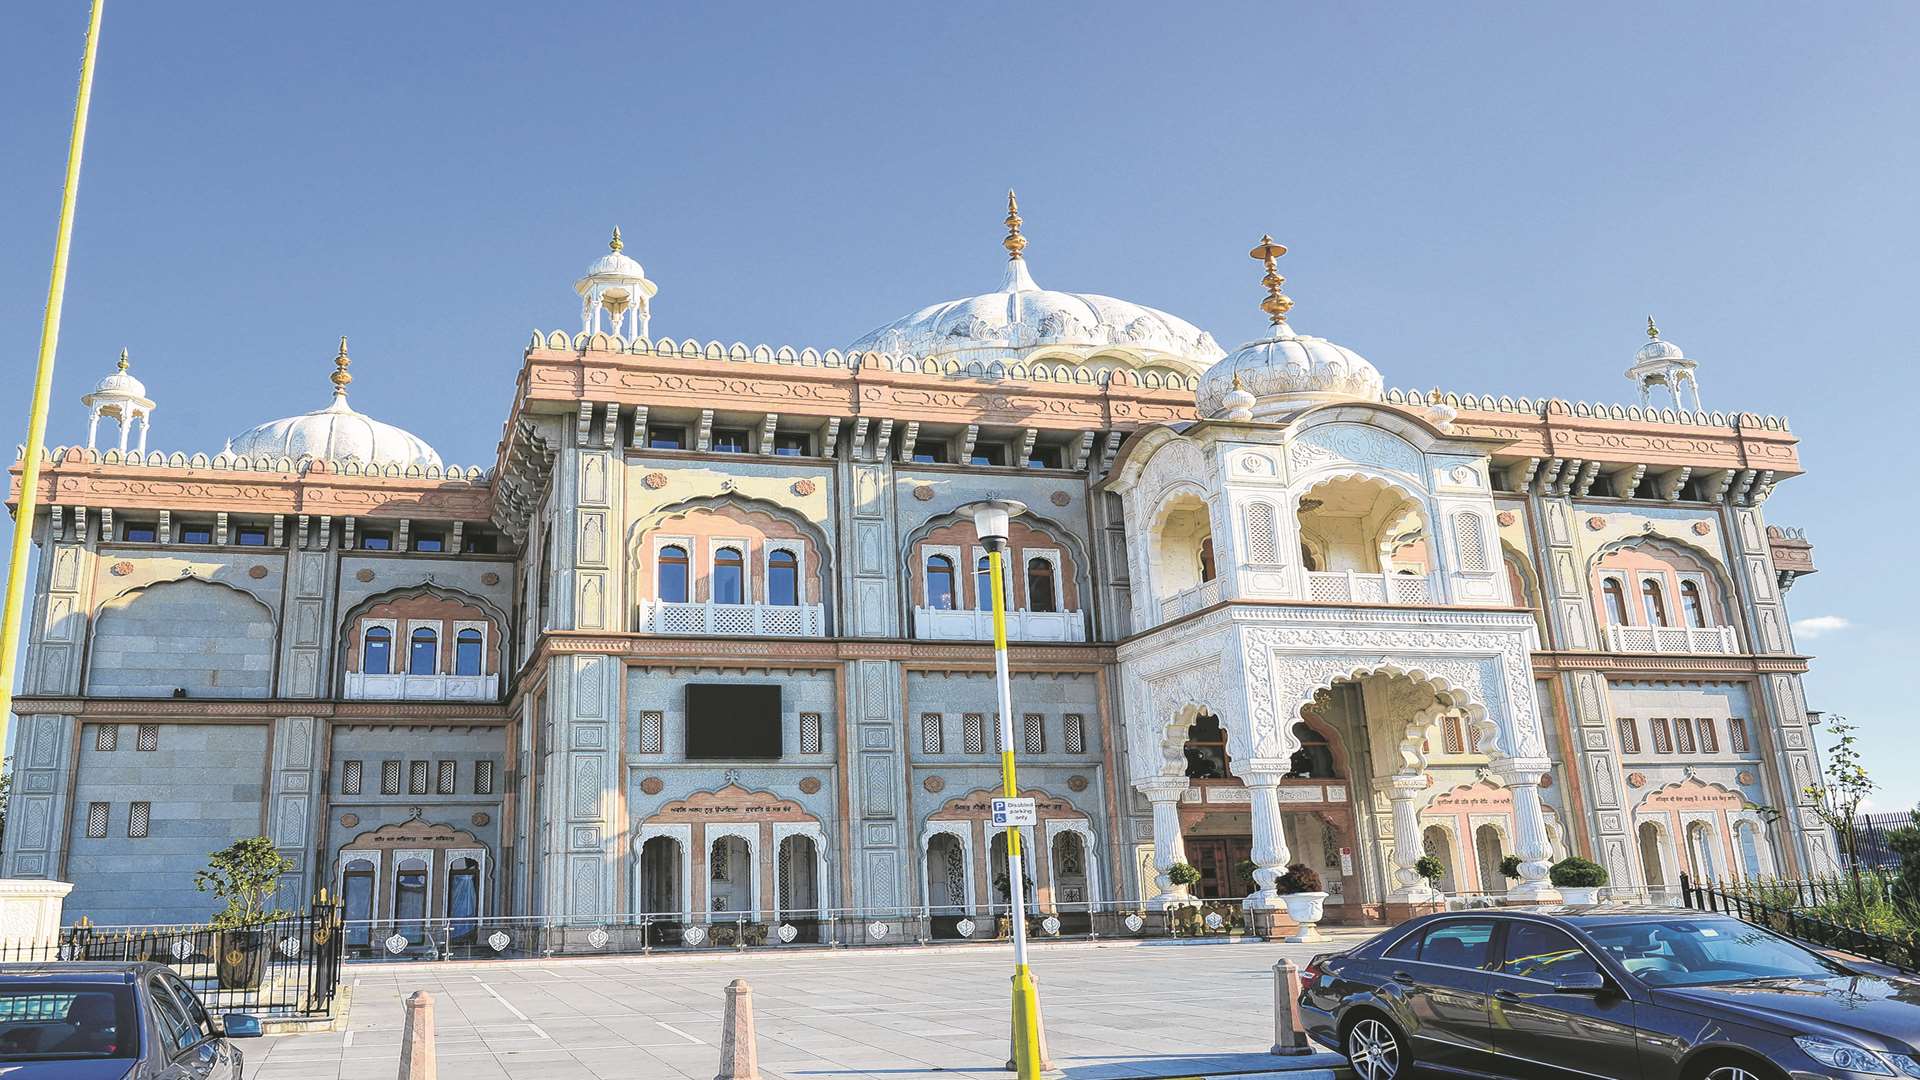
[1692,1056,1781,1080]
[1345,1014,1406,1080]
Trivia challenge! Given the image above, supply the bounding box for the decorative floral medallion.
[471,812,491,827]
[1538,774,1553,790]
[1040,915,1061,936]
[1049,491,1071,507]
[1586,516,1606,531]
[1497,511,1516,527]
[1203,911,1225,931]
[1124,913,1145,933]
[777,923,798,943]
[355,569,375,583]
[279,937,302,959]
[956,917,977,938]
[791,478,816,496]
[1738,770,1756,785]
[643,472,668,489]
[922,775,945,794]
[488,931,510,952]
[587,928,609,949]
[639,777,665,795]
[681,926,706,946]
[384,934,408,955]
[339,813,359,828]
[1627,772,1647,788]
[248,565,269,579]
[797,776,822,795]
[1692,521,1711,536]
[171,939,194,961]
[912,484,935,502]
[1066,775,1089,792]
[867,921,888,940]
[109,561,134,576]
[481,572,501,586]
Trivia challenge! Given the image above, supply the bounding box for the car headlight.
[1796,1036,1896,1075]
[1882,1053,1920,1080]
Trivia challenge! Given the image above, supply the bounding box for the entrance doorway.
[1185,836,1252,899]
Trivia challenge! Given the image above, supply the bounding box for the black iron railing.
[0,899,344,1017]
[1680,873,1918,973]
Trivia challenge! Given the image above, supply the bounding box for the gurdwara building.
[4,203,1825,937]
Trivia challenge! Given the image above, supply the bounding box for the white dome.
[1636,337,1686,364]
[228,395,441,468]
[1198,326,1383,418]
[84,351,149,403]
[849,257,1224,374]
[582,249,648,281]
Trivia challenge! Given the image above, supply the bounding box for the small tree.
[1805,718,1874,907]
[1414,855,1445,890]
[1166,862,1203,888]
[195,836,292,929]
[1499,854,1523,882]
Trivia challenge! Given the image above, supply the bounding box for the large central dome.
[848,195,1224,375]
[226,339,442,469]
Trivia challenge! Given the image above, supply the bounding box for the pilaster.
[3,714,77,879]
[266,715,323,906]
[279,522,335,697]
[840,446,898,637]
[28,510,93,696]
[851,658,904,911]
[542,652,619,916]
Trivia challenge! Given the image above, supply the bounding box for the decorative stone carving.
[791,478,816,496]
[1627,772,1647,788]
[339,813,359,828]
[643,472,668,489]
[481,572,500,586]
[1586,516,1606,531]
[639,776,665,795]
[922,775,945,793]
[1692,521,1711,536]
[355,569,375,583]
[109,561,133,576]
[471,812,490,827]
[248,565,269,579]
[798,776,822,795]
[1050,490,1071,507]
[913,484,935,501]
[1066,775,1089,792]
[1737,770,1756,785]
[1497,511,1516,527]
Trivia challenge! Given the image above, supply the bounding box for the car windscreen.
[0,982,139,1060]
[1582,917,1849,986]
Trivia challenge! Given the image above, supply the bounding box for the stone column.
[85,411,100,450]
[1241,772,1291,911]
[1137,777,1188,908]
[1501,767,1561,903]
[1386,775,1433,903]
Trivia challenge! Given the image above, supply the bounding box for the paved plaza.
[241,933,1369,1079]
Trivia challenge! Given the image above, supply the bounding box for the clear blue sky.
[4,5,1914,804]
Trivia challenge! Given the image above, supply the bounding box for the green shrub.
[1277,863,1324,895]
[1167,862,1203,887]
[1548,856,1608,888]
[1499,855,1523,881]
[1413,855,1445,886]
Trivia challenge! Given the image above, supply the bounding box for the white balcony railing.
[1305,570,1435,605]
[912,607,1087,642]
[637,600,826,637]
[1156,579,1223,623]
[344,672,500,701]
[1605,623,1739,655]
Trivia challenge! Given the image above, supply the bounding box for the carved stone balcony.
[912,607,1087,642]
[636,600,826,637]
[1604,623,1739,655]
[1156,579,1223,623]
[343,672,500,701]
[1305,570,1435,605]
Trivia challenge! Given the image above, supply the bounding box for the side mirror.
[221,1014,263,1039]
[1552,971,1607,993]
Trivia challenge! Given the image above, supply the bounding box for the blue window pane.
[454,630,483,676]
[658,546,689,602]
[363,628,392,675]
[714,548,745,604]
[409,629,438,675]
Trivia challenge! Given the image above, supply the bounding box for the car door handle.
[1493,989,1520,1001]
[1390,971,1418,986]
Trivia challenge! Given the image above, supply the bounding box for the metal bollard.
[399,990,436,1080]
[1005,971,1060,1077]
[715,978,761,1080]
[1271,959,1311,1056]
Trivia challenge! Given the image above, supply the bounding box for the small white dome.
[583,249,648,281]
[85,350,149,403]
[228,395,441,468]
[1636,337,1686,364]
[1198,327,1383,418]
[573,226,657,301]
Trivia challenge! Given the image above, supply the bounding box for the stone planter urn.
[1558,886,1601,905]
[1279,892,1328,942]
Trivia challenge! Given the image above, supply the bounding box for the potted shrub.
[1550,856,1609,904]
[1499,855,1523,891]
[1414,855,1446,897]
[1165,861,1202,901]
[1275,863,1328,940]
[194,837,291,990]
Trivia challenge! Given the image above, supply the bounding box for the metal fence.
[0,899,345,1017]
[1679,872,1918,973]
[338,899,1276,963]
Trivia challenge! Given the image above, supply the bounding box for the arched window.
[1680,580,1708,628]
[1639,821,1667,889]
[1285,721,1337,778]
[1736,822,1763,879]
[768,549,800,606]
[1641,578,1670,627]
[658,545,690,603]
[448,857,481,942]
[1026,558,1057,613]
[926,555,957,610]
[1601,579,1629,625]
[1687,821,1718,882]
[713,547,745,604]
[409,627,438,675]
[363,626,392,675]
[1198,537,1217,582]
[1183,714,1231,779]
[975,555,1009,611]
[454,628,484,676]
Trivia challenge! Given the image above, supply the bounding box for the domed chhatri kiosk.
[4,201,1823,936]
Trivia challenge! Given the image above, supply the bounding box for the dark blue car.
[0,962,260,1078]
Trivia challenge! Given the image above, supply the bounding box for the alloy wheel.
[1347,1017,1401,1080]
[1705,1068,1760,1080]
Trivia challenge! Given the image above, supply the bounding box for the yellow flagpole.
[0,0,108,773]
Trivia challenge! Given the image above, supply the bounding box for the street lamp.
[962,498,1047,1080]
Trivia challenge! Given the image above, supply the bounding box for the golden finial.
[610,226,624,253]
[116,348,129,372]
[1232,371,1245,391]
[1003,190,1027,261]
[1250,234,1292,327]
[1646,315,1660,340]
[330,336,352,397]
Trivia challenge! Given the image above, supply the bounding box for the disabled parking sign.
[991,797,1037,827]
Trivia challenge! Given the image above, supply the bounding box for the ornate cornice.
[527,630,1113,670]
[1529,651,1810,676]
[11,696,511,721]
[9,458,494,521]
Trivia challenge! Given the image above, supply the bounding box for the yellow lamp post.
[0,0,107,763]
[963,498,1049,1080]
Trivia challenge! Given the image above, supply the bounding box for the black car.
[0,962,261,1077]
[1302,907,1920,1080]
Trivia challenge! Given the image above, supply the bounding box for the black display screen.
[685,684,782,760]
